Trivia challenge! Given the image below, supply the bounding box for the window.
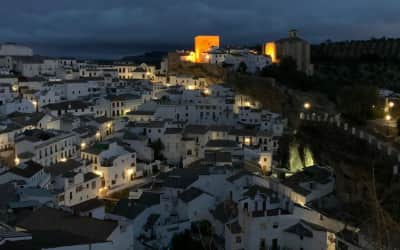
[235,236,241,243]
[91,181,96,189]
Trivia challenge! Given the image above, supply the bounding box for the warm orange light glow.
[94,170,103,177]
[126,168,134,176]
[181,51,196,63]
[14,157,20,165]
[194,35,220,63]
[264,42,279,63]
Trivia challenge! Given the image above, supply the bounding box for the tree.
[171,230,203,250]
[261,57,314,91]
[149,139,165,161]
[336,85,380,124]
[237,61,247,74]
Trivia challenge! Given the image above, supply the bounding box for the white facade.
[57,172,101,207]
[15,129,79,167]
[81,142,136,189]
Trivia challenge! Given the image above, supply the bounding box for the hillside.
[312,38,400,62]
[295,122,400,247]
[167,52,226,83]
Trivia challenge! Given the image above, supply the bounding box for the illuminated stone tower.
[263,29,313,75]
[263,42,279,63]
[194,35,220,63]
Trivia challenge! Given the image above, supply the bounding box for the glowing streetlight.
[385,114,392,121]
[303,102,311,110]
[80,142,86,150]
[389,102,395,108]
[126,168,134,176]
[14,157,20,165]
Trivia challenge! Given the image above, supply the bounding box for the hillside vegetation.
[167,53,226,83]
[296,122,400,247]
[312,38,400,92]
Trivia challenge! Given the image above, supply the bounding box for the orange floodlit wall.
[194,35,220,63]
[180,51,196,63]
[264,42,279,63]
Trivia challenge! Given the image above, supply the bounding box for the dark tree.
[149,139,165,161]
[237,61,247,73]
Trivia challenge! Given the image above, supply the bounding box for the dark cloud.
[1,0,399,58]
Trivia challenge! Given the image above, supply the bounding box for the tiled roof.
[71,198,104,213]
[16,207,118,242]
[178,187,206,203]
[112,192,161,220]
[6,161,43,178]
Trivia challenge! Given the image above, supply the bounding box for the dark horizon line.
[14,34,400,60]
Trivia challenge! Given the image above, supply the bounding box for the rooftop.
[112,192,161,220]
[178,187,208,203]
[16,207,118,242]
[4,161,43,178]
[70,198,104,213]
[282,166,333,196]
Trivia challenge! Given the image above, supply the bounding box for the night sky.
[1,0,399,58]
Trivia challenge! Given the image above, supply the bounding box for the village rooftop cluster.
[0,32,361,250]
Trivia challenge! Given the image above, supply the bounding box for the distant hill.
[120,51,167,66]
[312,38,400,63]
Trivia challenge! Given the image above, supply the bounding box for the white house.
[56,171,102,207]
[0,160,49,188]
[81,141,136,190]
[15,129,79,167]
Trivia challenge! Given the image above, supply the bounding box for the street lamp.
[303,102,311,110]
[389,102,395,108]
[385,114,391,121]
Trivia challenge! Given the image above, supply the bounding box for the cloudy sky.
[1,0,399,58]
